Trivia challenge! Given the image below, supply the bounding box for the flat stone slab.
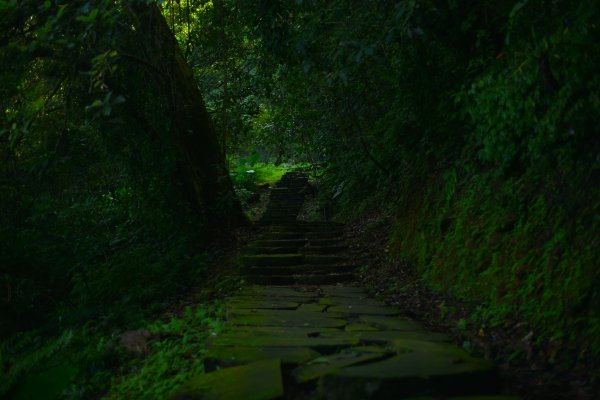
[205,346,320,370]
[171,359,283,400]
[320,286,366,298]
[298,303,328,312]
[319,330,449,344]
[242,254,304,266]
[239,286,321,298]
[209,332,359,349]
[328,305,400,316]
[227,298,300,310]
[358,315,425,331]
[227,310,347,328]
[318,339,496,399]
[293,347,393,383]
[223,326,341,336]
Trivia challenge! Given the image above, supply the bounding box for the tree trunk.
[124,3,246,236]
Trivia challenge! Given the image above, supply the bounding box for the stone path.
[172,172,518,399]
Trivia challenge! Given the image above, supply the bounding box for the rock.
[171,359,283,400]
[118,329,154,356]
[204,346,320,371]
[293,347,393,383]
[317,339,496,399]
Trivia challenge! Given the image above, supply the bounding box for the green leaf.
[0,0,16,12]
[76,8,98,23]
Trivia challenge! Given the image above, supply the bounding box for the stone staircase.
[171,171,518,399]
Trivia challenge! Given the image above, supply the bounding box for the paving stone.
[344,323,380,332]
[204,346,320,371]
[242,254,305,266]
[298,303,328,312]
[305,255,348,265]
[293,347,393,383]
[318,339,496,399]
[226,301,299,310]
[358,315,425,331]
[171,359,283,400]
[327,304,401,316]
[223,326,341,336]
[319,330,450,344]
[320,286,366,298]
[239,286,321,298]
[227,310,347,328]
[208,331,359,349]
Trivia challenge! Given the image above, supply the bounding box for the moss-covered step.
[245,264,357,276]
[262,232,306,240]
[304,255,349,265]
[292,346,393,383]
[317,339,496,399]
[242,254,305,266]
[295,273,355,285]
[225,298,300,310]
[358,315,424,331]
[227,309,347,328]
[237,285,320,298]
[300,245,348,254]
[170,359,283,400]
[327,305,400,316]
[320,286,367,298]
[243,246,302,255]
[222,326,341,336]
[306,231,344,239]
[249,273,355,285]
[319,330,449,344]
[208,331,359,349]
[253,239,308,247]
[204,346,320,371]
[309,238,345,246]
[297,303,328,312]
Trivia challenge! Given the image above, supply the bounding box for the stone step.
[242,254,304,267]
[307,231,344,239]
[170,359,283,400]
[262,232,306,240]
[317,339,498,399]
[244,264,357,276]
[243,246,302,255]
[247,273,355,285]
[253,239,308,247]
[299,245,348,254]
[305,254,349,265]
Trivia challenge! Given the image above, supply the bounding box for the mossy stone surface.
[226,298,300,310]
[227,311,347,328]
[292,347,393,383]
[171,359,283,400]
[208,331,359,349]
[318,339,495,399]
[358,315,425,331]
[327,305,400,316]
[242,254,305,266]
[204,346,320,370]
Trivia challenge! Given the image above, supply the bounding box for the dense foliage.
[1,0,598,397]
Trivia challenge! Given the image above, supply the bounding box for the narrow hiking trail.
[171,172,518,400]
